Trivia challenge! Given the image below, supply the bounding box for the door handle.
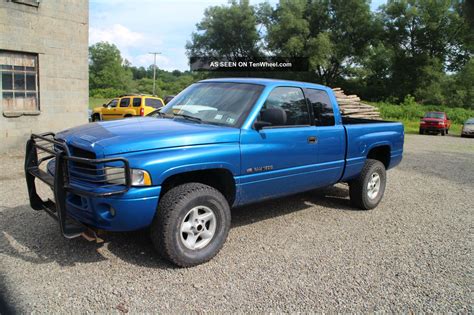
[307,136,317,144]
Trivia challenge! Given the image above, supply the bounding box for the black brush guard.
[24,133,131,239]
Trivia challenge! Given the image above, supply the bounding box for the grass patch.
[394,119,463,136]
[89,97,109,109]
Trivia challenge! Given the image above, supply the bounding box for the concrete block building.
[0,0,89,152]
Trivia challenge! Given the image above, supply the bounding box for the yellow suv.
[91,95,164,121]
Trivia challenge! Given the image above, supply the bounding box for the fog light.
[109,206,116,217]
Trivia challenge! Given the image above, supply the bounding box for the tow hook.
[81,228,104,243]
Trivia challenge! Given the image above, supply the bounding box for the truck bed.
[341,118,404,182]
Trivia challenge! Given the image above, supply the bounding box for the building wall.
[0,0,89,152]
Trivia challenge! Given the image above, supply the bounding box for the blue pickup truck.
[25,78,404,266]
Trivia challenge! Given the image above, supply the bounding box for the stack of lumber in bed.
[332,87,381,120]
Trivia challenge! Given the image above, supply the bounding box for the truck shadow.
[0,185,352,269]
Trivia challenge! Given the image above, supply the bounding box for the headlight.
[438,121,444,125]
[131,169,152,186]
[105,167,151,186]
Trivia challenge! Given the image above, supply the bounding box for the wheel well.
[160,169,236,205]
[367,145,390,169]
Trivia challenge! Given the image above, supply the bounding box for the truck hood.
[55,117,240,156]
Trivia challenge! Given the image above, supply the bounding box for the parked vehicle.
[91,95,164,121]
[25,78,404,267]
[163,95,175,104]
[419,111,451,136]
[461,118,474,137]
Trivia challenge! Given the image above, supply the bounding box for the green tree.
[89,42,133,94]
[186,0,262,58]
[379,0,472,102]
[265,0,374,85]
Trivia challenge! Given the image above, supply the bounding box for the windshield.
[159,82,264,127]
[466,118,474,125]
[424,112,444,119]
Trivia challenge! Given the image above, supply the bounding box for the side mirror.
[261,107,287,126]
[254,121,272,130]
[102,104,108,108]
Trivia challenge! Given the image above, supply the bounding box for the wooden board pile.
[332,88,382,120]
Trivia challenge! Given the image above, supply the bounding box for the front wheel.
[349,159,387,210]
[150,183,231,267]
[91,114,101,122]
[441,129,446,136]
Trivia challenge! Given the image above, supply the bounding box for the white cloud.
[89,24,151,48]
[133,53,171,70]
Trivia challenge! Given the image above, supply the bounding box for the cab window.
[119,98,130,107]
[305,89,335,126]
[107,99,118,108]
[261,87,310,126]
[132,98,141,107]
[146,98,164,108]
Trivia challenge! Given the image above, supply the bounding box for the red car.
[419,112,451,136]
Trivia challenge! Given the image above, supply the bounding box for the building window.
[0,51,39,114]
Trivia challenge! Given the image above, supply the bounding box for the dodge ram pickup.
[25,78,404,267]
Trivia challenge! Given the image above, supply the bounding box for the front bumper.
[65,186,160,231]
[420,125,445,132]
[25,133,159,238]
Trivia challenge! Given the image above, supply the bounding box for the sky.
[89,0,387,72]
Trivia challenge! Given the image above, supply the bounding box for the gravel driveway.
[1,134,472,313]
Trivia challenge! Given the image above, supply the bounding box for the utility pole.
[149,52,161,96]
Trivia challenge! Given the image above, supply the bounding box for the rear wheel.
[150,183,231,267]
[91,114,100,122]
[349,159,387,210]
[419,128,424,135]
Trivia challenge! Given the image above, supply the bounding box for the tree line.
[89,0,473,108]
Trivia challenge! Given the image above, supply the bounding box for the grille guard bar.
[24,132,132,238]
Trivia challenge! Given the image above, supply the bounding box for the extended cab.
[25,78,404,267]
[419,111,451,135]
[91,95,164,121]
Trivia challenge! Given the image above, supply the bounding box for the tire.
[441,129,446,136]
[150,183,231,267]
[419,128,424,135]
[349,159,387,210]
[446,129,449,135]
[91,114,100,122]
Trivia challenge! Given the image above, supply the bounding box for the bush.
[90,88,126,98]
[373,96,474,124]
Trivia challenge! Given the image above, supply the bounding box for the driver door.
[101,98,119,120]
[238,86,319,205]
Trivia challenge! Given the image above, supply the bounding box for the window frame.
[119,97,131,108]
[257,86,312,129]
[145,97,164,108]
[1,50,40,116]
[107,99,119,108]
[304,88,336,127]
[132,97,142,107]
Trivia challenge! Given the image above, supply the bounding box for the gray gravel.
[1,134,473,313]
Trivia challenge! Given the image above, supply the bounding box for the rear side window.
[146,98,164,108]
[132,98,141,107]
[119,98,130,107]
[305,89,335,126]
[262,87,310,126]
